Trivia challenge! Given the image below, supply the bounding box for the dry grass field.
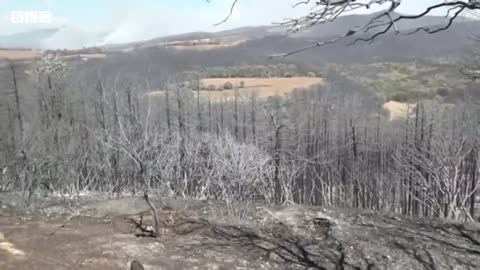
[59,53,107,60]
[0,49,43,61]
[170,39,248,51]
[147,77,322,102]
[383,101,416,121]
[0,50,107,62]
[199,77,323,101]
[382,100,456,121]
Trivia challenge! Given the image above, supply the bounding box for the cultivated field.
[149,77,323,102]
[165,38,248,51]
[0,49,107,62]
[0,49,43,61]
[110,37,249,52]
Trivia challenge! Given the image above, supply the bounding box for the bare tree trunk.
[208,94,212,133]
[304,100,312,205]
[176,86,187,195]
[274,126,282,204]
[220,97,224,132]
[10,62,23,145]
[197,87,202,132]
[97,80,106,130]
[243,106,247,142]
[47,75,61,152]
[234,88,239,139]
[112,88,120,195]
[250,90,257,144]
[402,107,411,215]
[350,119,359,209]
[469,149,478,218]
[165,87,172,137]
[6,103,16,153]
[266,101,284,204]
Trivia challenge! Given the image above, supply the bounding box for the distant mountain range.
[0,12,479,71]
[0,26,109,49]
[1,12,477,51]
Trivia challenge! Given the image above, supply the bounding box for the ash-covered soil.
[0,193,479,270]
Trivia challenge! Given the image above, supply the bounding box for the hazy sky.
[0,0,472,45]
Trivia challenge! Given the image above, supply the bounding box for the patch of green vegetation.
[334,62,468,103]
[183,64,318,79]
[365,63,432,102]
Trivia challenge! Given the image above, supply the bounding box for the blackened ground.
[0,193,479,270]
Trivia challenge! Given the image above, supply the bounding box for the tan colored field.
[59,53,107,60]
[0,50,107,62]
[148,77,323,102]
[151,77,323,102]
[117,38,249,53]
[171,39,248,51]
[0,49,43,60]
[383,101,416,121]
[199,77,323,101]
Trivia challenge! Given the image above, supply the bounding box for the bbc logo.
[10,11,52,24]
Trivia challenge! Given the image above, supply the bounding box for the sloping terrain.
[1,194,479,270]
[1,12,478,60]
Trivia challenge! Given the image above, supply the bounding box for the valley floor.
[0,194,479,270]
